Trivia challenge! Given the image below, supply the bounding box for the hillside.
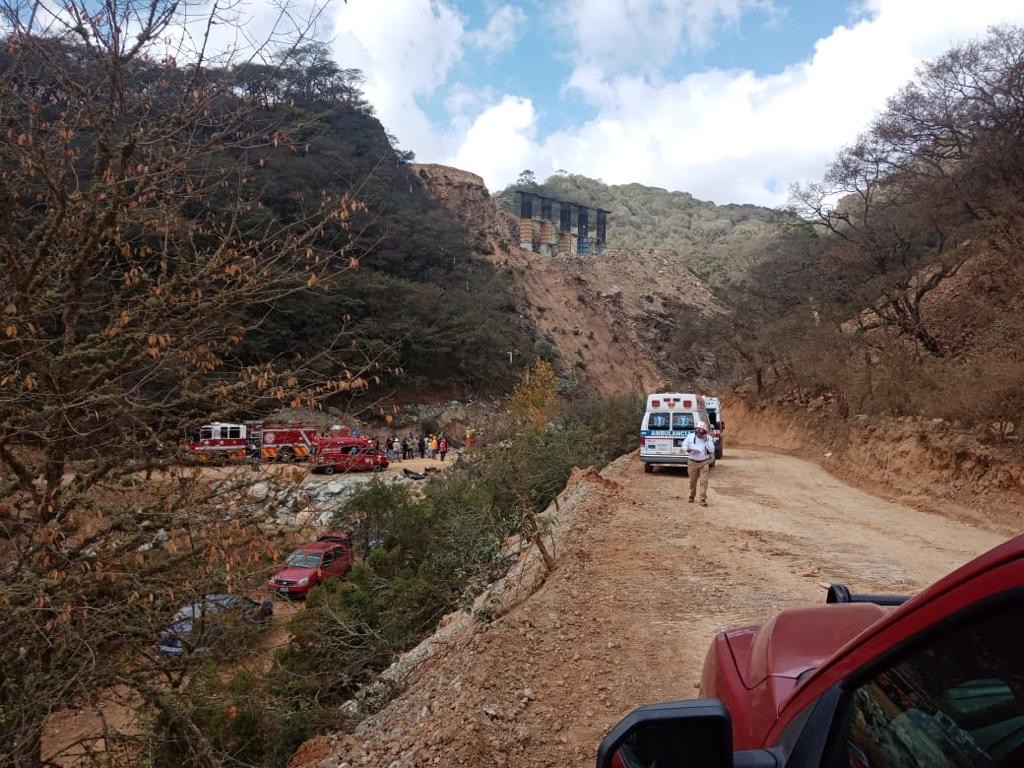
[222,53,534,398]
[414,165,726,396]
[495,173,794,286]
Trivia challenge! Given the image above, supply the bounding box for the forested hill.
[230,45,532,395]
[496,173,794,286]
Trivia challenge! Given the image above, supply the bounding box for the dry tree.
[0,0,389,764]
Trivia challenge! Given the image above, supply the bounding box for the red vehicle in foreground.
[599,534,1024,768]
[312,435,388,474]
[265,532,353,598]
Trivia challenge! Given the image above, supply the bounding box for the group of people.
[377,434,449,462]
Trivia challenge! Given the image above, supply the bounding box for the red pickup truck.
[599,534,1024,768]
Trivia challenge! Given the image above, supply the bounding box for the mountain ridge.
[495,172,796,286]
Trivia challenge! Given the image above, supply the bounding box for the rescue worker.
[417,435,426,459]
[248,441,261,473]
[682,421,715,506]
[438,438,448,462]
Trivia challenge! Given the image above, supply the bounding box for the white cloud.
[467,4,528,55]
[454,0,1024,203]
[325,0,1024,205]
[332,0,465,152]
[451,96,539,188]
[563,0,778,74]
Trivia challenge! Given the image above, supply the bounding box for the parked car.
[312,436,389,474]
[265,531,353,598]
[157,594,272,656]
[599,533,1024,768]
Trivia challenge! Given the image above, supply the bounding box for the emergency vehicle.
[702,395,725,459]
[187,422,320,461]
[639,393,714,473]
[311,435,389,474]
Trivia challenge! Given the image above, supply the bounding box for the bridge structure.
[516,191,608,256]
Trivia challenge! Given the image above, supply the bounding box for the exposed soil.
[291,448,1005,768]
[725,398,1024,533]
[411,163,725,397]
[496,245,723,396]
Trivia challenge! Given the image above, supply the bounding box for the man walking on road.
[683,421,716,506]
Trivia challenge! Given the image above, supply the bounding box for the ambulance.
[702,395,724,459]
[639,392,714,474]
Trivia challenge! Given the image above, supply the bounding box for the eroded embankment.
[726,397,1024,533]
[289,447,1005,768]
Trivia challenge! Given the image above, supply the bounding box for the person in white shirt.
[682,421,715,506]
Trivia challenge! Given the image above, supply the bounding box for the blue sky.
[432,0,852,137]
[330,0,1024,205]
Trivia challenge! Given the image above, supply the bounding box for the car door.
[837,601,1024,767]
[326,546,354,579]
[361,446,378,470]
[341,445,362,471]
[768,555,1024,768]
[319,548,337,581]
[334,542,353,576]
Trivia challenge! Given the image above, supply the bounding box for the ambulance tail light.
[651,399,661,408]
[712,429,721,438]
[683,399,692,408]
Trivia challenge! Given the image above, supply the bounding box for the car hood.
[726,602,890,689]
[272,566,316,582]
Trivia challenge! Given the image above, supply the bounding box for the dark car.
[157,594,273,656]
[599,533,1024,768]
[265,531,353,598]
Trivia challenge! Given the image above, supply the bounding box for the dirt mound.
[289,457,629,768]
[412,164,725,397]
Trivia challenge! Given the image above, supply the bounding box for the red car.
[599,534,1024,768]
[265,532,353,598]
[312,437,389,474]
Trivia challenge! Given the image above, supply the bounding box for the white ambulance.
[639,392,714,474]
[703,395,724,459]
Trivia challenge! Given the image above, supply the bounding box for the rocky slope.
[412,164,726,397]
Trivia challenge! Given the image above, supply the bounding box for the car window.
[321,550,334,565]
[648,412,671,430]
[672,413,694,431]
[842,599,1024,768]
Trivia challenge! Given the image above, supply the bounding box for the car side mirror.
[596,699,733,768]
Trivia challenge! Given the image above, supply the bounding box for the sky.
[327,0,1024,206]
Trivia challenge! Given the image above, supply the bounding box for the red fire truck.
[187,422,321,461]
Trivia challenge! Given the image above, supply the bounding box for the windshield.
[285,552,321,568]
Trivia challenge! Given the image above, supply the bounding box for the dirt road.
[299,448,1007,767]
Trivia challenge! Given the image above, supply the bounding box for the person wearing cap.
[682,421,716,506]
